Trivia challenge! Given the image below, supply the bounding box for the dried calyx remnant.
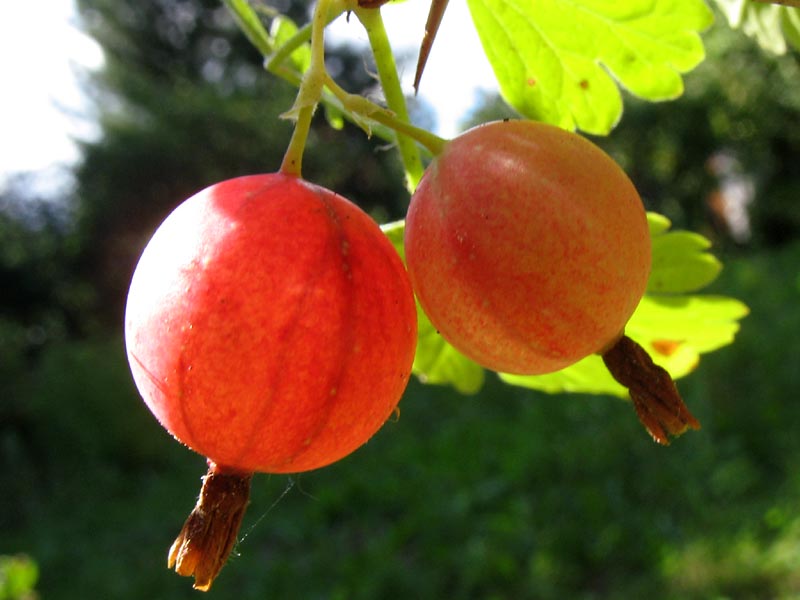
[168,461,253,591]
[602,334,701,445]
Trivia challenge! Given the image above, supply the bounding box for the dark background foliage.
[2,1,800,598]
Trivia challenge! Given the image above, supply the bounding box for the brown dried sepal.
[602,335,701,445]
[168,462,253,591]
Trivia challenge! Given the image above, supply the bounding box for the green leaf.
[647,211,672,236]
[222,0,274,57]
[0,554,39,598]
[380,220,405,253]
[783,6,800,51]
[648,213,722,293]
[323,103,346,131]
[382,221,486,394]
[412,325,487,394]
[500,354,621,396]
[269,16,312,73]
[713,0,800,54]
[627,294,749,357]
[466,0,713,134]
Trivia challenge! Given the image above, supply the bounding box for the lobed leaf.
[646,211,672,235]
[627,294,749,357]
[465,0,713,134]
[500,354,621,396]
[648,212,723,293]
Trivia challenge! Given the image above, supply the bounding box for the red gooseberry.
[125,173,417,475]
[404,119,651,375]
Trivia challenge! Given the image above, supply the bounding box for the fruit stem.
[221,0,274,57]
[354,6,447,188]
[601,335,701,445]
[223,0,330,95]
[168,461,253,591]
[257,9,400,145]
[265,22,311,72]
[279,0,346,177]
[224,0,447,174]
[322,73,447,158]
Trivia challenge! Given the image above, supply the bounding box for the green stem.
[279,0,341,176]
[265,22,311,72]
[221,0,307,98]
[264,8,342,73]
[223,0,447,177]
[354,7,427,191]
[221,0,273,56]
[323,74,446,156]
[280,105,314,176]
[265,52,404,152]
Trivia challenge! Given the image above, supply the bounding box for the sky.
[0,0,103,184]
[0,1,497,185]
[327,1,497,136]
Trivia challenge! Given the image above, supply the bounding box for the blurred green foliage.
[0,554,38,600]
[2,0,800,597]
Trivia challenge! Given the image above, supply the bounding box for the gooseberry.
[124,173,417,588]
[405,120,699,444]
[404,119,651,375]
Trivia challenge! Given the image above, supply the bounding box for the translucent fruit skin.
[125,174,417,473]
[404,120,651,375]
